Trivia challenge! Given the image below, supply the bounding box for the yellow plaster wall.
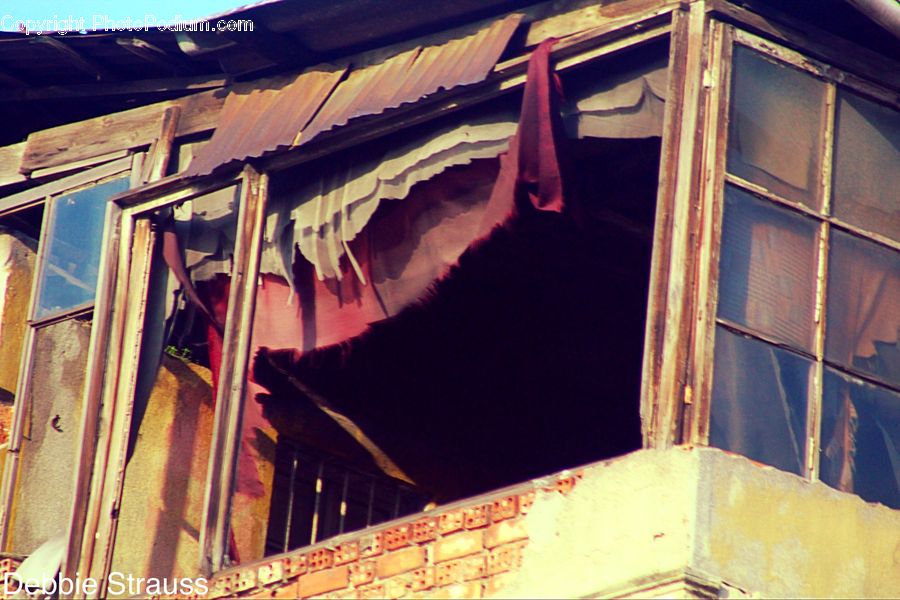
[0,228,36,418]
[694,450,900,598]
[110,354,215,580]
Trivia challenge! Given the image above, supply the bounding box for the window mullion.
[807,81,836,481]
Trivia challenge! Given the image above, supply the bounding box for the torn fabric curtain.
[180,49,668,286]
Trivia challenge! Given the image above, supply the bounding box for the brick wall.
[203,470,583,600]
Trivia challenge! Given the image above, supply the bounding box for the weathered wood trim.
[723,173,900,253]
[60,196,124,589]
[0,143,26,188]
[119,175,243,213]
[21,90,225,174]
[88,217,155,597]
[0,199,51,549]
[141,106,182,184]
[199,167,268,575]
[683,20,731,445]
[0,74,227,103]
[731,29,900,109]
[639,1,710,448]
[806,81,837,481]
[524,0,678,46]
[0,156,133,216]
[28,149,132,182]
[705,0,900,92]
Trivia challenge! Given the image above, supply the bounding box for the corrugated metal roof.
[186,13,521,177]
[186,66,346,176]
[297,13,522,145]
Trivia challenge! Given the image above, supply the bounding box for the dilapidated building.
[0,0,898,597]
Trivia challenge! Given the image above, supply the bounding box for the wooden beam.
[141,105,182,183]
[0,143,26,188]
[218,24,317,66]
[115,38,198,75]
[0,74,226,103]
[21,89,224,174]
[31,36,116,81]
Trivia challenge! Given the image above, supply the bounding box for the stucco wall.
[0,228,37,440]
[194,447,899,599]
[694,450,900,598]
[110,354,215,582]
[8,317,90,555]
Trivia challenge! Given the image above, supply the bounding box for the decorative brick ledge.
[202,468,586,599]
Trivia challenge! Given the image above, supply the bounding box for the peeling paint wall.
[9,317,90,555]
[0,228,37,440]
[110,354,215,581]
[694,450,900,598]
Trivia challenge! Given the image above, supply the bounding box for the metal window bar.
[281,448,299,554]
[338,471,350,535]
[309,460,325,546]
[270,442,426,554]
[366,478,376,528]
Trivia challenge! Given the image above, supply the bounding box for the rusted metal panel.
[186,67,346,177]
[188,13,521,176]
[297,13,522,146]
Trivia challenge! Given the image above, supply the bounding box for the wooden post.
[639,1,716,448]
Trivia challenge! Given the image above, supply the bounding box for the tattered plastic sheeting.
[183,54,668,285]
[727,46,826,207]
[562,54,668,139]
[177,185,239,283]
[10,532,65,594]
[282,113,519,282]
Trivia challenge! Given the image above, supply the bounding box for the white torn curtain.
[563,55,668,140]
[184,55,668,285]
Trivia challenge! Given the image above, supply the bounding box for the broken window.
[108,184,240,585]
[0,162,133,556]
[196,43,669,565]
[33,177,129,321]
[710,42,899,508]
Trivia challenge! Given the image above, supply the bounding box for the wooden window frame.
[59,10,682,587]
[56,169,261,597]
[0,155,139,555]
[33,2,898,594]
[649,3,900,491]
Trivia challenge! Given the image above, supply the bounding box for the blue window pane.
[710,326,812,475]
[35,177,130,319]
[820,368,900,509]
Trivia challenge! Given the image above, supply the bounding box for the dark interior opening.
[256,135,660,553]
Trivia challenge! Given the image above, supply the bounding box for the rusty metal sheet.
[186,65,346,176]
[188,12,521,176]
[296,13,522,146]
